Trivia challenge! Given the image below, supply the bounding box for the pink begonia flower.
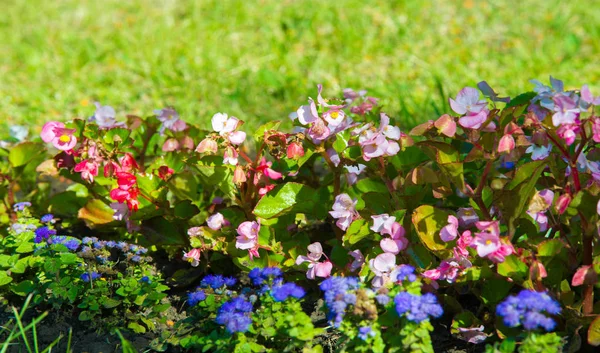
[555,194,571,215]
[449,87,487,115]
[236,221,260,260]
[423,249,472,283]
[369,252,396,288]
[258,184,276,196]
[527,189,554,232]
[572,265,597,287]
[296,99,319,125]
[348,249,364,272]
[552,95,580,126]
[296,242,332,279]
[370,214,396,235]
[457,208,479,228]
[456,325,487,344]
[307,118,331,144]
[91,102,125,129]
[581,85,600,106]
[327,148,341,167]
[556,123,580,146]
[440,215,459,242]
[458,110,488,130]
[434,114,457,137]
[471,221,501,257]
[344,164,366,185]
[329,194,357,231]
[254,158,283,181]
[323,109,346,127]
[287,142,305,159]
[497,134,515,154]
[456,230,473,256]
[187,227,202,237]
[110,202,129,221]
[380,222,408,254]
[155,108,187,135]
[223,146,239,165]
[211,113,238,135]
[591,117,600,143]
[526,144,552,160]
[74,160,99,183]
[233,165,247,184]
[207,212,229,231]
[317,84,345,109]
[597,199,600,216]
[40,121,77,151]
[162,138,180,152]
[228,131,246,145]
[183,248,201,267]
[379,113,401,140]
[196,138,218,153]
[485,240,514,263]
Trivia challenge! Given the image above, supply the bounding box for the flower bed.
[1,78,599,352]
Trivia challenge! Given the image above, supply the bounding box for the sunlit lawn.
[1,0,598,135]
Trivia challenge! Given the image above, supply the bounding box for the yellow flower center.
[485,240,492,245]
[330,111,339,119]
[59,135,70,143]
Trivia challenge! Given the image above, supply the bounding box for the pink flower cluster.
[235,221,260,260]
[449,87,495,131]
[329,194,358,231]
[352,113,401,161]
[370,214,408,254]
[296,242,332,279]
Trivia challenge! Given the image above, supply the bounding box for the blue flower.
[81,272,101,282]
[394,292,443,323]
[394,264,417,282]
[358,326,375,341]
[40,214,54,223]
[48,236,81,251]
[82,237,98,245]
[216,297,253,333]
[135,247,148,255]
[188,290,207,306]
[248,267,283,286]
[319,276,360,327]
[140,276,151,284]
[106,241,117,248]
[271,283,306,302]
[131,255,141,262]
[13,202,31,212]
[375,294,390,305]
[34,226,56,243]
[496,290,561,331]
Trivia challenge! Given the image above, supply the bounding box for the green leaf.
[497,255,528,282]
[78,311,92,321]
[127,322,147,334]
[254,121,281,144]
[78,199,115,226]
[9,142,44,167]
[103,128,131,145]
[355,178,388,194]
[417,141,465,192]
[588,315,600,346]
[481,278,513,305]
[174,200,199,219]
[253,182,324,219]
[102,298,121,308]
[506,91,536,108]
[342,219,371,245]
[411,205,453,253]
[0,271,13,286]
[11,280,34,296]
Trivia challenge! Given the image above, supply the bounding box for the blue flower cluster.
[496,290,561,331]
[40,214,55,223]
[395,264,417,282]
[47,236,81,251]
[188,290,207,306]
[200,274,237,289]
[394,292,443,323]
[358,326,375,341]
[80,237,148,262]
[81,272,101,282]
[34,226,57,243]
[248,267,283,286]
[11,223,36,235]
[13,202,31,211]
[270,283,305,302]
[216,297,253,333]
[319,276,360,327]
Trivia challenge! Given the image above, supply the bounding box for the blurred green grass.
[1,0,598,134]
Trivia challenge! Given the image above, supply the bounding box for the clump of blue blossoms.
[200,274,237,289]
[358,326,376,341]
[81,272,101,282]
[394,292,443,323]
[34,226,57,243]
[395,264,417,282]
[216,297,253,333]
[496,290,561,331]
[248,267,283,286]
[188,290,207,306]
[271,282,305,302]
[319,276,360,327]
[47,235,81,251]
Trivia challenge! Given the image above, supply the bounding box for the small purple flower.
[90,102,124,129]
[271,283,306,302]
[449,87,487,115]
[552,95,580,126]
[358,326,376,341]
[201,274,238,289]
[34,226,57,243]
[394,264,417,283]
[13,202,31,212]
[155,107,187,135]
[81,272,101,282]
[48,236,80,251]
[394,292,443,323]
[187,290,207,306]
[456,208,479,228]
[140,276,151,284]
[40,214,55,223]
[106,241,117,248]
[375,294,390,305]
[131,255,141,262]
[319,276,360,327]
[526,144,552,161]
[496,290,561,331]
[440,215,459,242]
[216,297,253,333]
[248,267,282,286]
